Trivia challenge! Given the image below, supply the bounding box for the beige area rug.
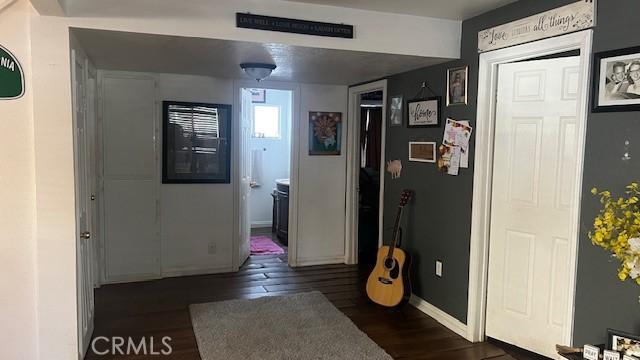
[189,291,392,360]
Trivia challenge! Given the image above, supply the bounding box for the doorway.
[467,31,593,356]
[357,91,384,265]
[345,80,387,265]
[486,55,580,357]
[237,85,296,267]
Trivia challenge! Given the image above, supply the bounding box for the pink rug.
[250,236,284,255]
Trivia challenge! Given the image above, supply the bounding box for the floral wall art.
[309,111,342,155]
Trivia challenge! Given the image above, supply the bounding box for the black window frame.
[162,100,232,184]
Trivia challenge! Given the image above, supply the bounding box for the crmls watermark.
[91,336,173,356]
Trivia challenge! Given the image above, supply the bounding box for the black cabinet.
[273,182,289,245]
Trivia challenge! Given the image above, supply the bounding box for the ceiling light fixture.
[240,63,277,82]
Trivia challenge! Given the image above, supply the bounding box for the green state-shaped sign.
[0,45,24,99]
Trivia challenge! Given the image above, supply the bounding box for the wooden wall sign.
[478,0,595,53]
[237,13,354,39]
[0,44,24,99]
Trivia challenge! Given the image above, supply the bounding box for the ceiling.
[72,29,447,85]
[284,0,517,20]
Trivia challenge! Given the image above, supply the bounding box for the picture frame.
[407,97,441,127]
[607,329,640,357]
[162,101,232,184]
[447,66,468,106]
[592,46,640,112]
[389,95,403,127]
[250,88,266,103]
[309,111,342,155]
[408,142,436,163]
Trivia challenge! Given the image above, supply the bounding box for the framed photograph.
[162,101,232,184]
[407,97,441,127]
[408,142,436,163]
[309,111,342,155]
[250,88,266,103]
[447,66,468,106]
[389,95,403,127]
[593,46,640,112]
[607,329,640,357]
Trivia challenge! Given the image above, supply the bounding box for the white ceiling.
[283,0,517,20]
[72,29,447,85]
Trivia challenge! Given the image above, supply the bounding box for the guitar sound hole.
[384,258,395,270]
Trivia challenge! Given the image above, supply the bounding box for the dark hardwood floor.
[86,250,524,359]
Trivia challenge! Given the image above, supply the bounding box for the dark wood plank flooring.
[86,254,523,359]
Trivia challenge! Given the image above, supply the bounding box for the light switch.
[435,260,443,277]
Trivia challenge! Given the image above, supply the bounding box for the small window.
[162,101,231,184]
[253,105,280,138]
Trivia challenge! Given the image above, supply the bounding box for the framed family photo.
[389,95,403,127]
[407,97,441,127]
[447,66,468,106]
[607,329,640,357]
[593,46,640,112]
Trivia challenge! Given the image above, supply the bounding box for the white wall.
[0,1,38,359]
[249,89,292,228]
[296,84,348,265]
[60,0,461,59]
[155,73,236,275]
[31,14,79,359]
[99,71,236,278]
[101,73,349,274]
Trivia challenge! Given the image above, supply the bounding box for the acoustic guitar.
[366,189,413,307]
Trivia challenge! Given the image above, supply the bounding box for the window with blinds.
[162,101,231,183]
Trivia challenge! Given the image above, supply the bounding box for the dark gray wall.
[382,0,640,345]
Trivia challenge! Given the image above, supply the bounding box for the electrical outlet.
[208,243,217,254]
[435,260,443,277]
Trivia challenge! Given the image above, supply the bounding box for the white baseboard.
[162,265,234,278]
[295,255,345,267]
[103,266,234,284]
[251,221,272,228]
[104,272,160,284]
[409,294,469,340]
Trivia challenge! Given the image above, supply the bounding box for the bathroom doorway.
[238,86,294,266]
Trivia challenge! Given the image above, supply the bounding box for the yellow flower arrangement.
[589,182,640,285]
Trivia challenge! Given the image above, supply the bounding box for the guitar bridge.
[378,277,393,285]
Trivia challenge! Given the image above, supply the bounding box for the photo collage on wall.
[395,66,472,177]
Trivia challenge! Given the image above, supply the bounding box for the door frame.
[232,80,301,269]
[345,79,388,265]
[467,30,593,345]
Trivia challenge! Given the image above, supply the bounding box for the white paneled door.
[72,50,94,357]
[486,56,580,357]
[102,75,160,282]
[238,88,253,266]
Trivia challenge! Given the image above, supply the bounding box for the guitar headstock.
[399,189,413,207]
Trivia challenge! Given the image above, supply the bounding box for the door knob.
[80,232,91,240]
[91,195,96,201]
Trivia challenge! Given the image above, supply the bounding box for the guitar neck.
[386,205,404,258]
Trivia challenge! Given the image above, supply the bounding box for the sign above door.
[236,13,354,39]
[0,44,24,99]
[477,0,596,53]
